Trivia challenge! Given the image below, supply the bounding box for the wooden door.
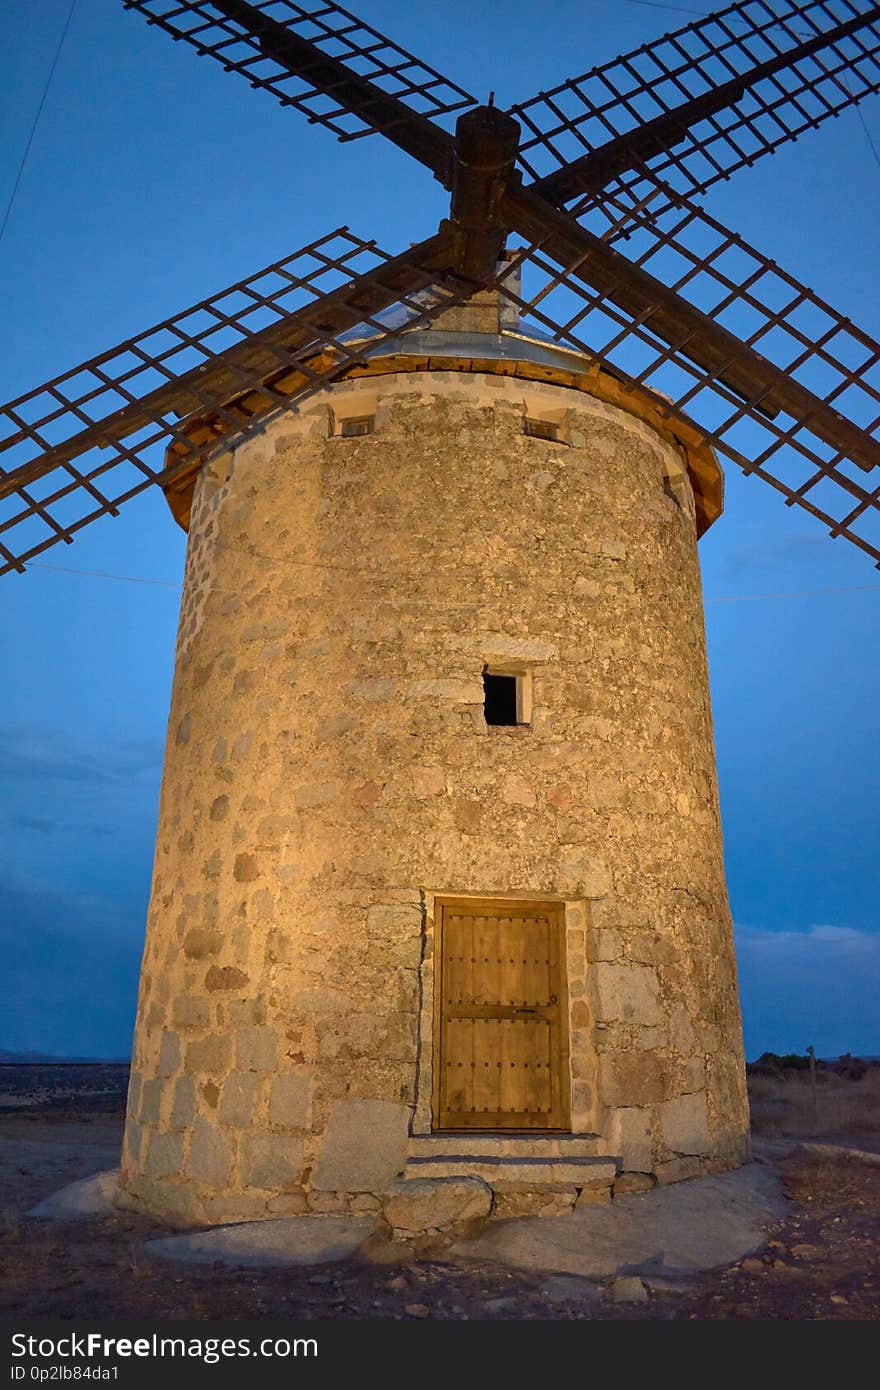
[433,897,569,1131]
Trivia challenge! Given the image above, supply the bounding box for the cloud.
[0,727,163,788]
[0,874,143,1058]
[0,725,163,847]
[735,923,880,1059]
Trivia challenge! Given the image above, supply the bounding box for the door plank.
[434,898,568,1131]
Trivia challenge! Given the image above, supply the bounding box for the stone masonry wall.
[120,367,749,1225]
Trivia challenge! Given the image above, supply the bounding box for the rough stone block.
[594,962,662,1027]
[406,679,483,702]
[312,1099,411,1192]
[240,1133,304,1190]
[383,1177,493,1234]
[608,1106,653,1172]
[412,766,445,798]
[205,966,250,993]
[611,1276,648,1304]
[185,1120,232,1188]
[146,1131,184,1178]
[614,1172,655,1196]
[267,1191,309,1216]
[140,1078,162,1126]
[157,1031,181,1078]
[183,929,222,961]
[293,782,340,808]
[660,1092,710,1156]
[492,1189,577,1219]
[268,1072,312,1130]
[316,712,357,743]
[185,1033,232,1076]
[366,904,421,932]
[574,1183,612,1207]
[125,1119,143,1166]
[501,774,536,808]
[233,853,259,883]
[220,1071,261,1127]
[594,928,622,961]
[236,1026,277,1071]
[654,1155,704,1186]
[172,997,211,1031]
[600,1053,670,1107]
[200,1193,270,1224]
[453,798,481,834]
[171,1075,196,1128]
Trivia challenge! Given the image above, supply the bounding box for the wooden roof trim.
[162,350,724,535]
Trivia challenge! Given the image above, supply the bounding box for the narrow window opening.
[340,415,374,438]
[484,672,518,726]
[524,417,557,441]
[483,668,534,728]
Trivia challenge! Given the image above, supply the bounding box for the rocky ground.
[0,1066,878,1321]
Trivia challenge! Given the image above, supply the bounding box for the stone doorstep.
[408,1134,601,1159]
[404,1156,618,1189]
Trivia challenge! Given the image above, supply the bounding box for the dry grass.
[749,1068,880,1138]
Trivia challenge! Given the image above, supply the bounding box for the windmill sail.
[504,174,880,563]
[0,227,469,577]
[124,0,475,141]
[512,0,880,202]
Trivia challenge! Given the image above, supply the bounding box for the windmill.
[3,0,879,1227]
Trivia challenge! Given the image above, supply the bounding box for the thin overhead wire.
[0,0,78,246]
[620,0,711,14]
[26,562,181,588]
[23,560,880,605]
[856,104,880,173]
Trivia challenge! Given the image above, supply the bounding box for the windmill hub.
[448,105,521,281]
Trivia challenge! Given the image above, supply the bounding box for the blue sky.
[1,0,878,1059]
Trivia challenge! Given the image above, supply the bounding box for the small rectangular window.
[483,669,532,727]
[524,417,557,441]
[340,415,374,438]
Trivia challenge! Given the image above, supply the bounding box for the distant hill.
[0,1049,129,1063]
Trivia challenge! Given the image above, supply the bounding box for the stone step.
[408,1133,601,1160]
[404,1155,617,1190]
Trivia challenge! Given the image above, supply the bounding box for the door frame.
[431,895,571,1133]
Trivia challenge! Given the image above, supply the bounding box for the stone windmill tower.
[4,0,880,1227]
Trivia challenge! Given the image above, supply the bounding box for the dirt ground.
[1,1066,878,1321]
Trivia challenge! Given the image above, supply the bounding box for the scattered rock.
[27,1169,119,1220]
[453,1164,785,1280]
[611,1276,648,1303]
[643,1276,696,1295]
[404,1303,431,1318]
[741,1257,766,1273]
[383,1177,493,1236]
[613,1173,655,1196]
[791,1243,821,1260]
[542,1274,603,1304]
[146,1216,376,1267]
[798,1143,880,1169]
[483,1295,519,1314]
